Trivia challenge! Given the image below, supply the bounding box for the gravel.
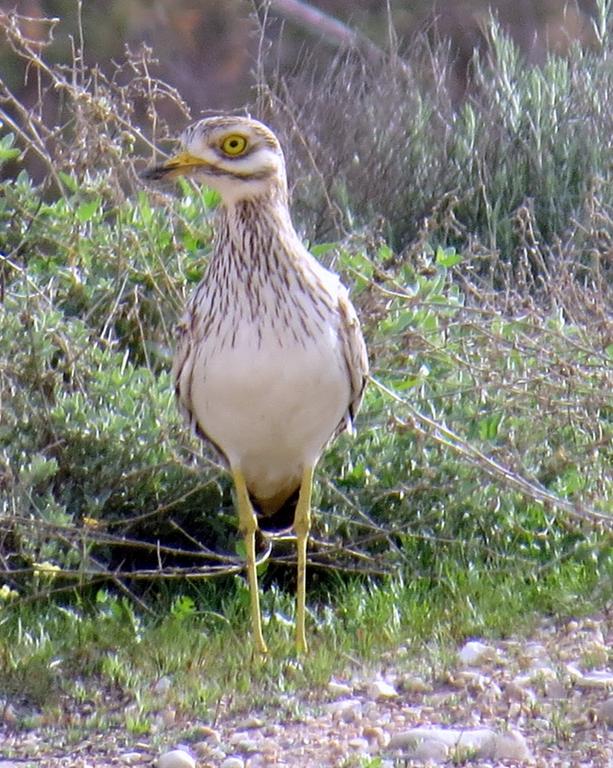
[1,612,611,766]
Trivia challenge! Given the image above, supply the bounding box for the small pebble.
[220,758,245,768]
[157,749,195,768]
[123,753,145,766]
[401,674,432,693]
[368,679,398,700]
[194,725,221,742]
[458,640,499,666]
[348,737,370,752]
[237,715,264,729]
[362,725,389,747]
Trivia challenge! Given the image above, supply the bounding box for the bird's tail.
[250,486,299,534]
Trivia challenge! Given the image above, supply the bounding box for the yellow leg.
[232,468,268,654]
[294,465,314,654]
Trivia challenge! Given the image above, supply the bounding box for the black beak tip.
[140,166,167,182]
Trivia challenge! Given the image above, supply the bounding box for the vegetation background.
[0,0,611,744]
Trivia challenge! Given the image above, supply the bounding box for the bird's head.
[142,116,288,206]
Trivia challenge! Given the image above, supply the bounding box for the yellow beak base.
[141,151,208,181]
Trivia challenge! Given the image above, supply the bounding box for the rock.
[389,726,497,756]
[414,738,448,761]
[325,698,362,722]
[543,678,566,699]
[597,698,613,726]
[493,729,533,760]
[220,758,245,768]
[228,729,261,752]
[566,664,613,689]
[504,680,534,703]
[157,749,195,768]
[400,674,432,694]
[362,725,389,747]
[153,676,172,694]
[193,725,221,743]
[348,737,370,752]
[229,730,256,747]
[123,753,145,765]
[458,640,499,666]
[328,678,353,696]
[193,741,214,757]
[236,715,264,729]
[368,679,399,700]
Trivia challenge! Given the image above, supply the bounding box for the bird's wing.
[172,311,226,459]
[172,314,198,431]
[337,285,369,435]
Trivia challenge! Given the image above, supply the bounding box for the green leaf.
[0,133,20,162]
[478,412,503,440]
[171,595,196,619]
[58,171,79,192]
[310,242,337,257]
[435,247,462,268]
[76,199,100,222]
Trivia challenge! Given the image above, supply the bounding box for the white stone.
[220,759,245,768]
[458,640,499,666]
[493,729,533,760]
[229,731,251,746]
[123,753,145,766]
[389,726,497,755]
[368,679,399,700]
[157,749,195,768]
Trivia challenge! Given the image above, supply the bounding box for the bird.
[143,115,368,654]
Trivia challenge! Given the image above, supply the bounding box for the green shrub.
[0,5,610,612]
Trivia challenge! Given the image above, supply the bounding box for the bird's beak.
[141,151,209,181]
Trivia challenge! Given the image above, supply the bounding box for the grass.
[0,556,604,729]
[0,0,611,739]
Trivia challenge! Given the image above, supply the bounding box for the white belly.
[189,322,349,502]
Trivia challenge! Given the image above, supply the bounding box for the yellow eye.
[221,134,247,156]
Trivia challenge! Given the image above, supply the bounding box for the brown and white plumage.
[144,115,368,653]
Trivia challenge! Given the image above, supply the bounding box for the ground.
[1,612,611,767]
